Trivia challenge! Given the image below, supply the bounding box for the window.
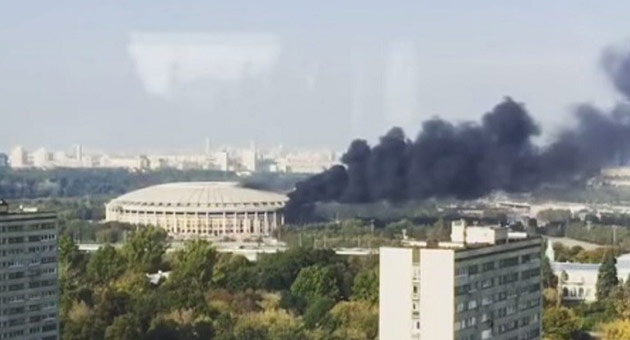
[482,261,495,272]
[499,257,519,268]
[521,268,540,280]
[456,284,471,296]
[481,295,493,306]
[499,273,518,285]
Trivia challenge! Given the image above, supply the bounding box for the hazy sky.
[1,1,629,152]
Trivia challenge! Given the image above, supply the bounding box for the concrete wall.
[379,247,413,340]
[420,248,455,340]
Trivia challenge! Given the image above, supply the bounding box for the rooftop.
[107,181,288,209]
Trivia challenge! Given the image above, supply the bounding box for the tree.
[610,278,630,320]
[543,288,560,308]
[291,265,340,302]
[328,301,378,340]
[104,314,141,340]
[351,268,378,305]
[63,300,108,340]
[60,234,84,268]
[213,254,257,290]
[600,319,630,340]
[233,310,309,340]
[121,226,168,273]
[596,251,619,301]
[87,245,126,285]
[167,240,217,310]
[256,248,339,291]
[94,288,132,325]
[543,307,582,340]
[170,240,217,289]
[303,296,335,329]
[542,255,558,289]
[112,271,151,296]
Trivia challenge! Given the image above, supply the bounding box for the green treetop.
[597,251,620,301]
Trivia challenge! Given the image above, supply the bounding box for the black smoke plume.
[286,46,630,221]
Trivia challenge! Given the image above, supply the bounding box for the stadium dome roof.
[107,182,288,211]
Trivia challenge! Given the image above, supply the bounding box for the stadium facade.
[105,182,288,238]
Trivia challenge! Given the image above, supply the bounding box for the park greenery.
[551,243,622,264]
[541,245,630,340]
[12,168,630,339]
[59,227,379,340]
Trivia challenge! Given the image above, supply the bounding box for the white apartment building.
[380,221,542,340]
[9,146,29,168]
[0,202,59,340]
[550,252,630,303]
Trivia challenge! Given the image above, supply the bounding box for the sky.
[1,1,629,153]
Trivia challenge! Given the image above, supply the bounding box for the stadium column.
[195,211,199,234]
[244,211,249,234]
[232,212,237,235]
[206,211,210,235]
[254,211,259,235]
[273,211,277,231]
[263,212,269,235]
[222,212,227,235]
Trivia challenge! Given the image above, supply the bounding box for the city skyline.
[3,142,338,174]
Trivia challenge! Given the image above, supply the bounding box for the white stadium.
[105,182,288,239]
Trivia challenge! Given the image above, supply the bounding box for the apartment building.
[0,202,59,340]
[380,221,542,340]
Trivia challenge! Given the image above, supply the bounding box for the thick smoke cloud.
[287,46,630,219]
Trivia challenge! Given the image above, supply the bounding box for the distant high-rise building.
[242,150,258,172]
[9,146,29,168]
[215,151,229,171]
[32,148,53,168]
[379,221,542,340]
[0,153,8,168]
[205,137,211,156]
[0,201,59,340]
[74,144,82,161]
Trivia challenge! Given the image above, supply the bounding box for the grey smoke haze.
[286,46,630,218]
[0,1,627,151]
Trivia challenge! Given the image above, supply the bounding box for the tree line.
[60,226,379,340]
[542,250,630,339]
[0,168,237,199]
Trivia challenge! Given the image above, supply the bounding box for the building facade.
[380,222,542,340]
[9,146,28,168]
[551,253,630,303]
[106,182,287,239]
[0,204,59,340]
[0,153,8,168]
